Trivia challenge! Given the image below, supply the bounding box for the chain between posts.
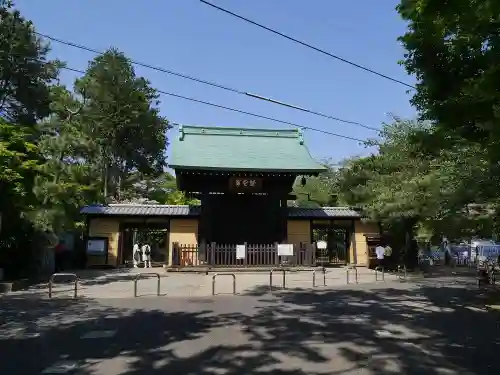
[346,265,358,284]
[269,268,286,291]
[312,267,327,287]
[134,273,161,297]
[375,266,385,281]
[212,273,236,295]
[49,273,78,299]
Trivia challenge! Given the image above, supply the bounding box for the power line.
[34,31,378,132]
[53,64,370,143]
[158,91,367,142]
[199,0,416,90]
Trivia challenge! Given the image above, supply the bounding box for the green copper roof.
[169,125,326,173]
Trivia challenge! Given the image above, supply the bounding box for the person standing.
[132,243,141,268]
[142,243,152,268]
[375,245,385,268]
[443,237,451,266]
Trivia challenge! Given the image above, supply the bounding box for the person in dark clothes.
[54,241,65,272]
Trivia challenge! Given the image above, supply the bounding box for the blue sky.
[16,0,415,164]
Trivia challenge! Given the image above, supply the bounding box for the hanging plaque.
[229,177,262,192]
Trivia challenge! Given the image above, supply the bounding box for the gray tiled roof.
[80,204,201,216]
[288,207,361,218]
[80,204,361,218]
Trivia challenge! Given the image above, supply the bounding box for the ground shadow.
[2,278,500,374]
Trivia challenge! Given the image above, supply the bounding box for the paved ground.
[6,266,409,298]
[1,268,499,375]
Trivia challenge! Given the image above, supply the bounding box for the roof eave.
[170,165,326,174]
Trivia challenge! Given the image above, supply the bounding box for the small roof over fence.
[80,204,361,219]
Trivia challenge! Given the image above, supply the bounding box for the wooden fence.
[172,242,316,268]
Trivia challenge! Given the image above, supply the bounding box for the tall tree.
[32,86,100,232]
[397,0,500,236]
[397,0,500,171]
[75,49,170,199]
[0,0,60,125]
[335,117,493,242]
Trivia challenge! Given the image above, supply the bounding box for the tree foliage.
[0,0,60,125]
[393,0,500,240]
[398,0,500,142]
[74,49,170,199]
[0,2,188,277]
[332,117,495,242]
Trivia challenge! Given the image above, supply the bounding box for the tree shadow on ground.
[244,283,500,374]
[1,281,499,375]
[12,268,169,294]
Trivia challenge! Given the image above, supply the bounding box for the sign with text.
[277,244,294,256]
[86,239,106,254]
[236,244,246,259]
[229,177,262,191]
[316,240,327,250]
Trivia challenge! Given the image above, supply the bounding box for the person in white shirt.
[141,243,152,268]
[375,245,385,268]
[132,243,141,268]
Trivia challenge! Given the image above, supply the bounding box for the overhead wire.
[34,31,379,132]
[43,62,372,143]
[199,0,416,89]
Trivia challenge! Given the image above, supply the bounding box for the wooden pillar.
[172,242,179,266]
[351,219,357,265]
[210,242,216,266]
[199,192,209,244]
[282,197,288,243]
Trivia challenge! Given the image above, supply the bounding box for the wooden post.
[199,240,206,264]
[210,242,216,266]
[172,242,179,266]
[310,242,316,266]
[351,220,357,265]
[243,242,248,267]
[274,242,279,265]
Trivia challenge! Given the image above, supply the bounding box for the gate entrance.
[119,223,169,267]
[312,223,350,265]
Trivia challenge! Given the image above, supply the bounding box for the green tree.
[75,49,170,199]
[0,119,39,210]
[32,86,100,232]
[397,0,500,238]
[398,0,500,133]
[335,117,493,242]
[292,175,338,208]
[0,0,60,125]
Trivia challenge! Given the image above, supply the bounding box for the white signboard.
[317,240,327,250]
[87,239,106,254]
[277,244,294,256]
[236,244,246,259]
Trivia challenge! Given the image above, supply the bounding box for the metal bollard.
[346,265,358,284]
[49,273,78,299]
[134,273,161,297]
[269,268,286,291]
[313,267,327,287]
[397,265,407,281]
[375,266,385,281]
[212,273,236,295]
